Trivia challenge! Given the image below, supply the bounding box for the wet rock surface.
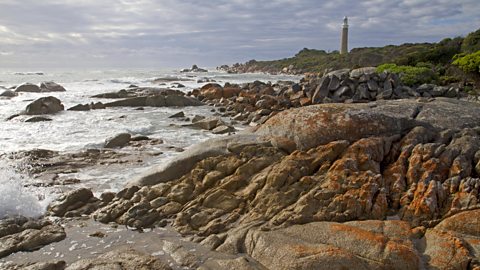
[0,217,66,259]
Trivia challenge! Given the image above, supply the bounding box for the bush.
[377,63,437,86]
[461,29,480,53]
[452,51,480,73]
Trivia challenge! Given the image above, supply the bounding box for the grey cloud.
[0,0,478,69]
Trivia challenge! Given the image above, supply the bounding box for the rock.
[104,95,204,107]
[327,75,340,91]
[0,218,66,258]
[25,116,52,123]
[332,86,352,101]
[256,98,480,150]
[68,104,90,111]
[39,81,66,92]
[15,83,41,92]
[66,247,172,270]
[243,220,420,270]
[431,86,448,97]
[212,125,235,134]
[423,228,471,269]
[25,96,64,115]
[198,84,241,100]
[104,133,131,148]
[192,115,206,123]
[326,69,350,79]
[18,261,66,270]
[200,256,265,270]
[367,79,379,91]
[182,64,208,73]
[128,134,268,186]
[350,67,377,78]
[311,76,330,103]
[169,111,185,118]
[48,188,98,217]
[0,89,17,97]
[91,89,130,98]
[416,83,435,93]
[189,117,222,130]
[445,87,459,98]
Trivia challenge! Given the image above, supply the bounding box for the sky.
[0,0,479,69]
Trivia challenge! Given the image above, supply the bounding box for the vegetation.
[461,29,480,53]
[376,63,437,86]
[225,28,480,89]
[452,51,480,73]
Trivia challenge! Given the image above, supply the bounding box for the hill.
[219,28,480,89]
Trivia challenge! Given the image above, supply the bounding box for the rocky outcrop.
[0,217,66,258]
[25,96,64,115]
[181,64,208,73]
[41,97,480,269]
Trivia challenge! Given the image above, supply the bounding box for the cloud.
[0,0,478,68]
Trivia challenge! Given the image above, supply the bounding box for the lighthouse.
[340,16,348,54]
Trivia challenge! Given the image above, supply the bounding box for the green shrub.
[452,51,480,73]
[377,63,437,86]
[461,29,480,53]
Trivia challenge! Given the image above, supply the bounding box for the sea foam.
[0,160,47,219]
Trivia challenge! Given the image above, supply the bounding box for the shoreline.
[1,67,480,269]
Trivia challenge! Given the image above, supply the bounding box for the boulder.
[39,81,66,92]
[104,133,131,148]
[25,96,64,115]
[350,67,377,78]
[189,117,222,130]
[311,76,330,104]
[0,89,17,97]
[47,188,98,217]
[212,125,235,134]
[15,83,41,92]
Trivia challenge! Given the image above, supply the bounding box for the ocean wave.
[13,72,44,76]
[0,160,47,219]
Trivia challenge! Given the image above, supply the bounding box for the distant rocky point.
[181,64,208,73]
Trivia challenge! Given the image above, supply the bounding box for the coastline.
[1,67,480,269]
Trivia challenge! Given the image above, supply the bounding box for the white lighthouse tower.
[340,16,348,54]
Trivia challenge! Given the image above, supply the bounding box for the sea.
[0,68,301,219]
